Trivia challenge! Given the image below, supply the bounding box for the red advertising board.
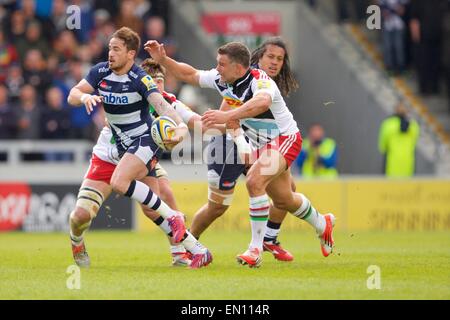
[0,183,31,231]
[201,12,280,35]
[0,183,132,232]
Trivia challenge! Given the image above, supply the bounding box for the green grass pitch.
[0,230,449,299]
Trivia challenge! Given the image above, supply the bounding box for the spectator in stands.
[63,58,98,140]
[15,20,50,62]
[0,29,18,83]
[295,124,338,178]
[20,0,37,22]
[70,0,95,44]
[134,0,153,19]
[87,37,107,65]
[75,45,95,74]
[378,0,408,75]
[92,9,113,45]
[53,30,79,61]
[115,0,143,36]
[0,6,7,29]
[39,86,73,161]
[378,102,420,177]
[139,15,177,60]
[15,84,41,139]
[0,0,176,145]
[40,87,71,140]
[50,0,69,36]
[5,63,24,104]
[94,0,120,18]
[0,84,17,139]
[22,49,53,99]
[410,0,447,95]
[9,10,27,45]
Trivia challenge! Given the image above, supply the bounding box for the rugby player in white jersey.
[189,37,304,262]
[67,27,212,268]
[145,40,335,268]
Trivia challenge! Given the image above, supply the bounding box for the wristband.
[80,93,92,104]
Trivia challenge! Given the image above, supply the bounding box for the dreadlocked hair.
[250,37,299,97]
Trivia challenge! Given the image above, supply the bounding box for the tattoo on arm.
[148,92,183,124]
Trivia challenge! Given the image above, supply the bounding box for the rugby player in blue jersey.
[67,27,212,268]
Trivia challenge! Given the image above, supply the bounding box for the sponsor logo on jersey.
[100,81,111,90]
[129,70,138,79]
[98,66,109,73]
[141,75,157,90]
[222,181,235,188]
[256,79,271,90]
[224,96,243,108]
[101,92,129,104]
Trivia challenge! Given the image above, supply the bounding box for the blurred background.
[0,0,449,233]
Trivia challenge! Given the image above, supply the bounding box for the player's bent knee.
[246,174,265,194]
[70,208,92,229]
[110,177,129,195]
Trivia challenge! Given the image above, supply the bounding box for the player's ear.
[128,50,136,59]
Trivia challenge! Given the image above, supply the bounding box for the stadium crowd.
[0,0,177,141]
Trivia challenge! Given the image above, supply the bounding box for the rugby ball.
[151,116,177,151]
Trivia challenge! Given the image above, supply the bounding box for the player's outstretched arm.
[67,79,102,115]
[144,40,200,86]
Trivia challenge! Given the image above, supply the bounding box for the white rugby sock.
[170,244,186,254]
[70,231,83,245]
[182,231,206,255]
[292,193,326,234]
[249,194,270,251]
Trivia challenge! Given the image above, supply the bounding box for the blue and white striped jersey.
[85,62,159,153]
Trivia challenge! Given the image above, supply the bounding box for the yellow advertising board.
[346,180,450,231]
[136,179,450,232]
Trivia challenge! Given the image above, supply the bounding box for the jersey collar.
[231,68,251,89]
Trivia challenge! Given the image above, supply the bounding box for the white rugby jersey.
[85,62,159,154]
[93,126,120,165]
[199,68,299,148]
